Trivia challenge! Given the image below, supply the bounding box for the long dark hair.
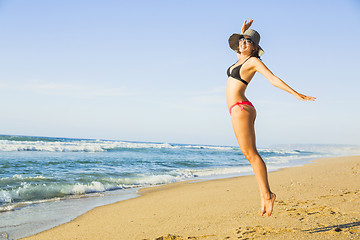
[251,44,261,59]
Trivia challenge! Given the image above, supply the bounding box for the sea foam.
[0,139,178,152]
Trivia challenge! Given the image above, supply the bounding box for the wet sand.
[22,156,360,240]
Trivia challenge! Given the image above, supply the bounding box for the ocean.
[0,135,359,239]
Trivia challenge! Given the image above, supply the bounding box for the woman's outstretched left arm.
[253,58,316,101]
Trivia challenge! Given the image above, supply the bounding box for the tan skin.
[227,20,316,217]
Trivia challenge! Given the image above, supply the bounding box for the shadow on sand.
[303,221,360,233]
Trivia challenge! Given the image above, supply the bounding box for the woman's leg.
[231,106,276,216]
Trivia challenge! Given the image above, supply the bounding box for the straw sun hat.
[228,29,264,56]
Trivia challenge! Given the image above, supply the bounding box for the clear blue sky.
[0,0,359,146]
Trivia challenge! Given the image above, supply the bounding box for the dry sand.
[22,156,360,240]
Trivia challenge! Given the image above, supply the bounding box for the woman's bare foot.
[260,192,276,217]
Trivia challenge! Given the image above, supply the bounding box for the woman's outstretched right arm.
[253,58,316,101]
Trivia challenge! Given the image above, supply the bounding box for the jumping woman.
[226,20,316,217]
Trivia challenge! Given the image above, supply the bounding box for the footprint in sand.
[235,225,293,239]
[154,234,218,240]
[154,234,185,240]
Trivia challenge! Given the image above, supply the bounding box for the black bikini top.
[227,57,251,85]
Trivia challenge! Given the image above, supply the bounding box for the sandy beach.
[21,156,360,240]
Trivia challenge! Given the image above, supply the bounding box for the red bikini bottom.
[229,101,255,114]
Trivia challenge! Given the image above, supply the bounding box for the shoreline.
[0,188,140,240]
[20,155,360,240]
[2,151,314,239]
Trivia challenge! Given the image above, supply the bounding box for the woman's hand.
[295,92,316,101]
[241,19,253,34]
